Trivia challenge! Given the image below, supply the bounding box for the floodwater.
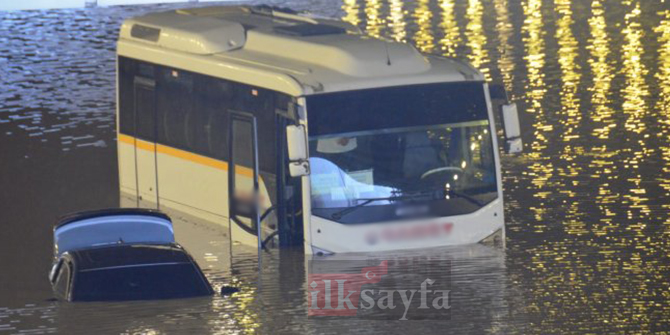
[1,0,670,333]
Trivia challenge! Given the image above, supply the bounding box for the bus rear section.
[116,57,305,253]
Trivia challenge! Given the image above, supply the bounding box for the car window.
[71,263,212,301]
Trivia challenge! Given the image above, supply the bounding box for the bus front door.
[228,112,261,251]
[133,77,159,208]
[276,114,304,248]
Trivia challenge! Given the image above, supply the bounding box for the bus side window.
[229,84,278,169]
[135,81,156,141]
[207,111,228,160]
[118,57,137,135]
[157,69,193,151]
[194,76,232,160]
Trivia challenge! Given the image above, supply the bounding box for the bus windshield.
[306,82,497,224]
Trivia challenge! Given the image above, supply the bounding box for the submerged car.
[49,209,214,302]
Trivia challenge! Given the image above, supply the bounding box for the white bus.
[116,5,522,255]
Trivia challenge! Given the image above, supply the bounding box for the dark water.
[2,0,670,333]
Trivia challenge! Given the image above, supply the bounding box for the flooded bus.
[116,5,522,255]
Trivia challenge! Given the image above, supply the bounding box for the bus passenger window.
[118,57,135,135]
[138,63,154,78]
[206,112,227,160]
[232,119,254,169]
[194,76,232,160]
[135,85,155,141]
[157,69,193,150]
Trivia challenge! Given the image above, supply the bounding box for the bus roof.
[117,5,485,96]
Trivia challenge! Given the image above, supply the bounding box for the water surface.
[1,0,670,333]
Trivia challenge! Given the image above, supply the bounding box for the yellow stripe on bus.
[117,134,255,177]
[136,139,156,152]
[118,133,135,145]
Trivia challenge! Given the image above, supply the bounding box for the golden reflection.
[587,0,620,240]
[342,0,361,27]
[521,0,546,116]
[364,0,384,38]
[621,2,652,226]
[439,0,461,58]
[413,0,435,53]
[223,271,261,334]
[588,0,616,140]
[655,11,670,235]
[522,0,551,233]
[622,3,650,136]
[658,11,670,111]
[555,0,581,145]
[388,0,406,42]
[554,0,587,237]
[493,0,515,94]
[206,253,262,335]
[465,0,491,80]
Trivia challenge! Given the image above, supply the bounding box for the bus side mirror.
[500,103,523,154]
[286,125,310,177]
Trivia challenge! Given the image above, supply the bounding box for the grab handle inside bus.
[286,125,310,177]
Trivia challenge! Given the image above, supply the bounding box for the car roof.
[67,244,193,271]
[56,208,171,229]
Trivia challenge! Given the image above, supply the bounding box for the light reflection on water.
[1,0,670,333]
[413,0,435,53]
[464,0,490,80]
[387,0,406,43]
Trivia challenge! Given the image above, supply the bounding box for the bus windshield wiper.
[447,189,486,207]
[329,189,485,221]
[330,197,397,221]
[413,187,486,207]
[330,191,444,221]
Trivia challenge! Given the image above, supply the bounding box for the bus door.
[276,114,304,248]
[133,77,159,208]
[228,112,262,251]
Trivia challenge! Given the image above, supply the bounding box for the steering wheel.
[420,167,464,180]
